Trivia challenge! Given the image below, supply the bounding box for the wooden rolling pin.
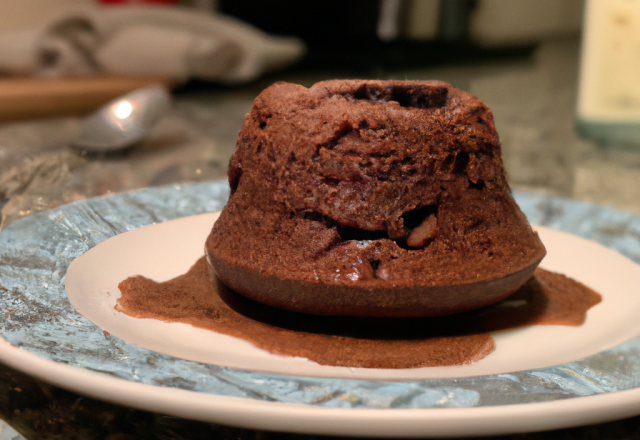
[0,75,172,123]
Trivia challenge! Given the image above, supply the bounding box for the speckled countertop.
[2,38,640,439]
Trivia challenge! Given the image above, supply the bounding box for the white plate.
[65,213,640,381]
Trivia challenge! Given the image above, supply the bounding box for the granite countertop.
[2,37,640,439]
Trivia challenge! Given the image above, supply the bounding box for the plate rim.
[4,182,640,437]
[3,336,640,438]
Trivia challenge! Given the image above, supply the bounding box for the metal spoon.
[71,85,171,153]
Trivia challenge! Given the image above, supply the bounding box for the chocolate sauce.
[116,257,601,369]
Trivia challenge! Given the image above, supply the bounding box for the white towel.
[0,5,306,83]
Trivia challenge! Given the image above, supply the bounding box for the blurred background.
[2,1,640,439]
[0,0,639,231]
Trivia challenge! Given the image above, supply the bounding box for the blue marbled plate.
[2,181,640,411]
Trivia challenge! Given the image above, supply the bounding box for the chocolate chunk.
[407,214,438,248]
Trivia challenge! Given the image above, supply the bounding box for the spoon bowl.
[71,85,171,153]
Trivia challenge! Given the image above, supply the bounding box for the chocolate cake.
[205,80,546,317]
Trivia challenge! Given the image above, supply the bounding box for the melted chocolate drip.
[116,257,601,369]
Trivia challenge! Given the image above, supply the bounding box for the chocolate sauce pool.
[116,257,601,369]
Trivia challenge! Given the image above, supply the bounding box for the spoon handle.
[0,75,171,123]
